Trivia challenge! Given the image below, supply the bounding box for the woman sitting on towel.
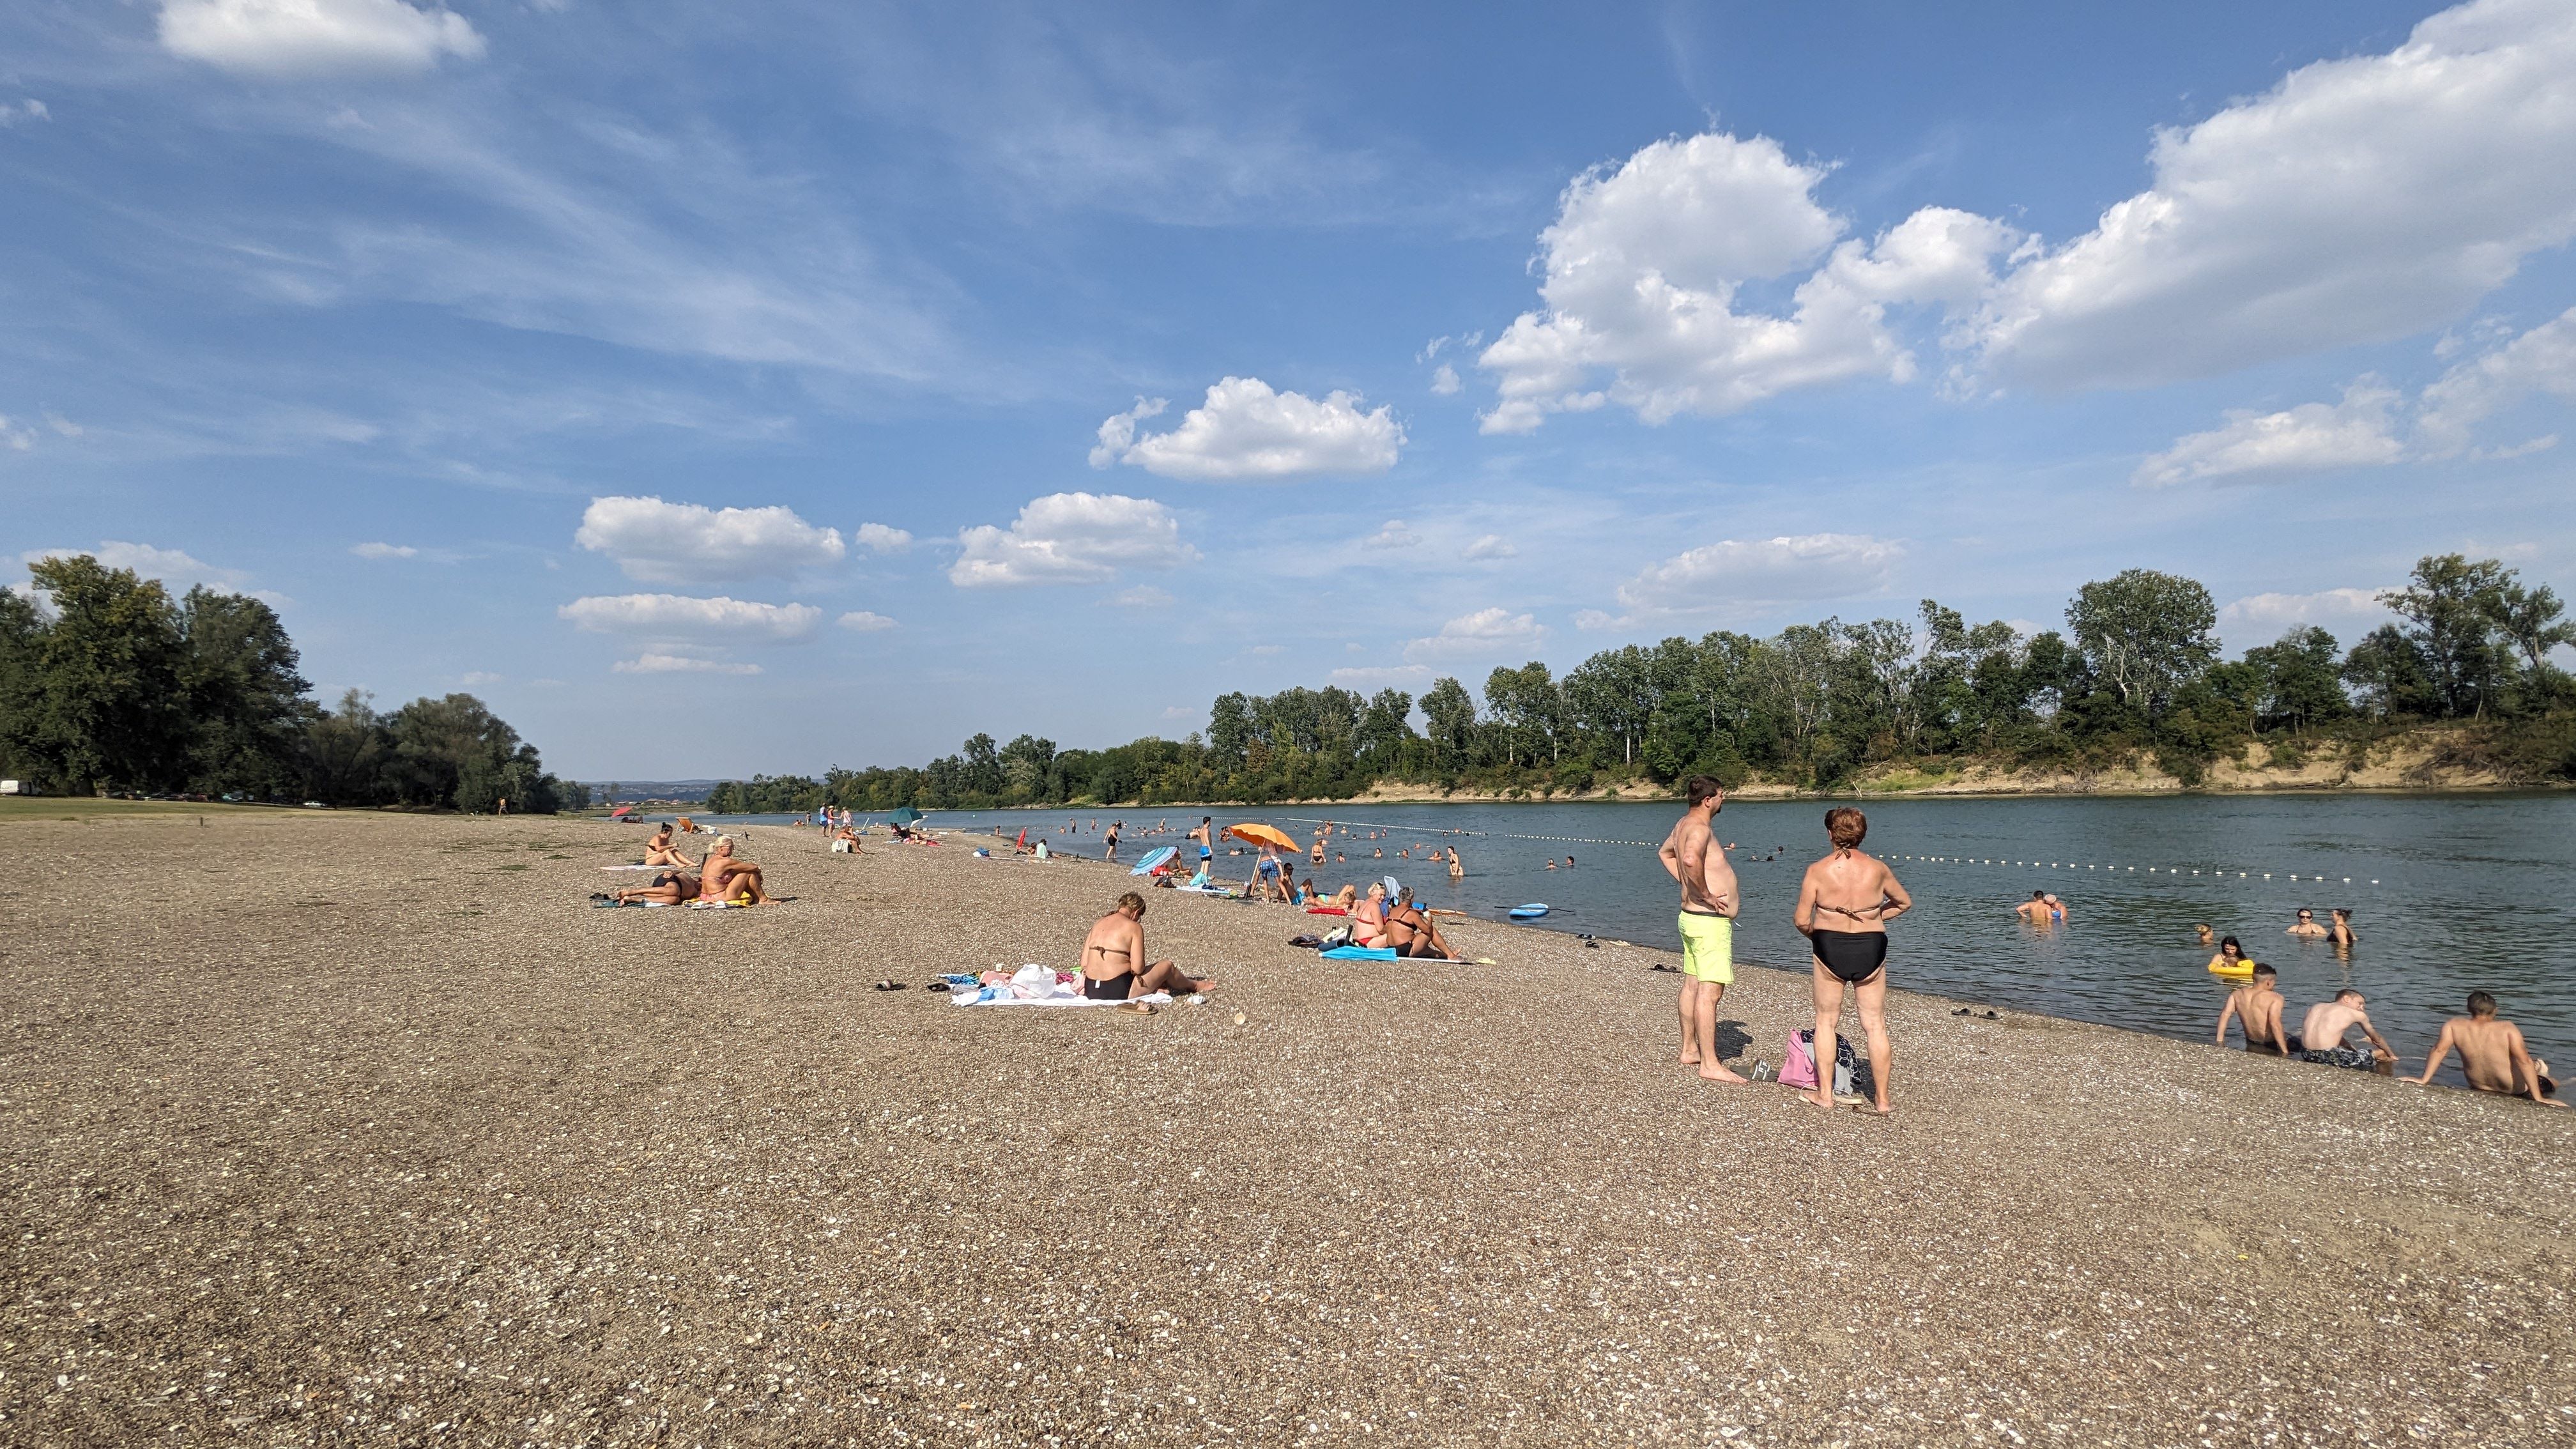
[1079,893,1215,1000]
[1350,882,1392,946]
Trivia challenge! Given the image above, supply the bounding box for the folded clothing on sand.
[949,965,1176,1008]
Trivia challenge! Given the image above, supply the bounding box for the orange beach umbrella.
[1223,822,1301,852]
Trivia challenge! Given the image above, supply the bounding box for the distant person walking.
[1793,807,1910,1115]
[1658,776,1744,1085]
[1104,820,1121,862]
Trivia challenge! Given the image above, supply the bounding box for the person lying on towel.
[1079,892,1215,1000]
[613,871,700,905]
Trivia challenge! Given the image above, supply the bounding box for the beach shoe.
[1117,1000,1156,1015]
[871,980,907,992]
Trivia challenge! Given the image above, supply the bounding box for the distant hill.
[582,779,720,804]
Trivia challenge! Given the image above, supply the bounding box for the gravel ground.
[4,811,2572,1447]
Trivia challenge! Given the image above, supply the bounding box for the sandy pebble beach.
[4,808,2571,1446]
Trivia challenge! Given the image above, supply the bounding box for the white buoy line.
[1892,854,2379,886]
[1266,813,1661,848]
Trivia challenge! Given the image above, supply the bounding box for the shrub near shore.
[709,554,2576,811]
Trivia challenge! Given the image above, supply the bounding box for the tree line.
[707,555,2576,815]
[0,554,583,812]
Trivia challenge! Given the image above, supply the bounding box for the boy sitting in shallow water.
[2409,992,2563,1106]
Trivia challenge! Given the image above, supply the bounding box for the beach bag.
[1782,1029,1863,1096]
[1781,1029,1817,1089]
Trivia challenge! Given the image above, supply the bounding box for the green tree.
[2241,626,2350,733]
[2482,575,2576,675]
[1419,677,1476,769]
[2066,569,2218,721]
[302,688,388,804]
[2381,554,2510,718]
[1,556,192,793]
[2342,625,2436,720]
[178,586,312,797]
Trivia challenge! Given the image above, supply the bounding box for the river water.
[672,794,2575,1089]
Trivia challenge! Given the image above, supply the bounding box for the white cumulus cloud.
[1974,0,2576,388]
[350,541,418,559]
[1365,520,1420,549]
[557,593,823,642]
[159,0,487,76]
[836,610,896,632]
[613,654,763,676]
[2132,382,2408,487]
[2220,587,2396,641]
[1612,533,1903,617]
[853,523,914,555]
[1464,534,1517,561]
[574,496,845,585]
[1090,378,1403,479]
[949,493,1194,588]
[1429,364,1461,396]
[1402,607,1548,663]
[1478,132,2018,433]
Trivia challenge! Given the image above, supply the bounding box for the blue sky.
[4,0,2573,779]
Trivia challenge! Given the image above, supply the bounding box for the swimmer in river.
[1446,847,1463,880]
[2287,908,2328,939]
[2014,890,2050,924]
[2195,923,2215,946]
[2328,908,2357,947]
[2408,992,2562,1105]
[2207,935,2250,973]
[2214,963,2296,1055]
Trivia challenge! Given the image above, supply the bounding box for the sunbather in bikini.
[1382,889,1462,960]
[1349,882,1392,946]
[613,871,700,905]
[1079,893,1214,1000]
[641,824,696,868]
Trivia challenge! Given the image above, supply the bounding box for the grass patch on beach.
[0,797,284,820]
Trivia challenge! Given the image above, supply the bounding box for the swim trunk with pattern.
[1678,912,1733,985]
[2300,1046,2377,1071]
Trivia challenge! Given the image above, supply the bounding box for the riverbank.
[5,811,2569,1443]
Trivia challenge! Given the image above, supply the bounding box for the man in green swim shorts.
[1659,776,1745,1084]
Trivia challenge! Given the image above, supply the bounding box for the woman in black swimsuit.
[1793,807,1911,1114]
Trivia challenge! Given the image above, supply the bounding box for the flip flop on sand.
[1650,963,1680,974]
[871,980,907,992]
[1117,1000,1156,1015]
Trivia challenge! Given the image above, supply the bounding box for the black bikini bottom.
[1812,930,1889,983]
[1083,972,1136,1000]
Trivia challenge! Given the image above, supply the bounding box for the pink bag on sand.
[1779,1029,1818,1089]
